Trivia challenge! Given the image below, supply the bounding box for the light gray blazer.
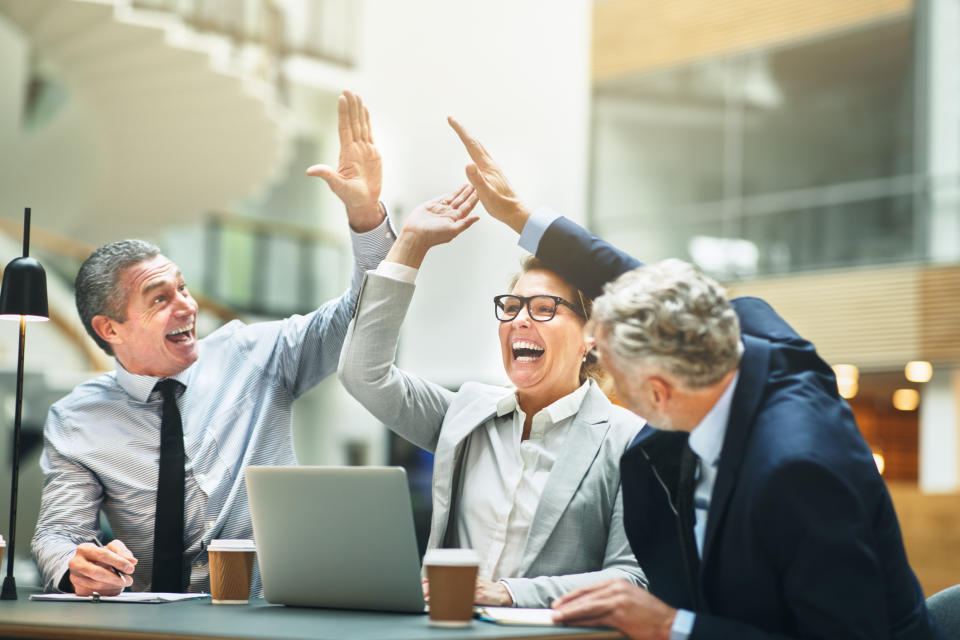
[338,272,647,607]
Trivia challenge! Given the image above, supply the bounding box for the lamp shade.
[0,256,49,320]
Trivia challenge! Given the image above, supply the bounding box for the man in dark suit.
[449,118,944,640]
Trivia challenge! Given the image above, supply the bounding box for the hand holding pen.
[65,538,137,597]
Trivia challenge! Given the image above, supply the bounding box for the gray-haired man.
[31,91,394,596]
[449,117,944,640]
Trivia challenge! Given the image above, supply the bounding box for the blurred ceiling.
[592,0,912,81]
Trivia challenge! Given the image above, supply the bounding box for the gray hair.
[75,239,162,356]
[590,259,742,388]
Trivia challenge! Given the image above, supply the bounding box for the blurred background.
[0,0,956,595]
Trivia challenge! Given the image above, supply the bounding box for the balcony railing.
[130,0,356,67]
[202,212,348,318]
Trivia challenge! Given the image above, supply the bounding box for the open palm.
[307,90,382,212]
[404,184,480,248]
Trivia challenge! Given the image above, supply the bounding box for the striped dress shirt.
[31,217,395,594]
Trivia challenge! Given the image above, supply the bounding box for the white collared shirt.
[687,370,739,555]
[456,381,591,581]
[666,370,740,640]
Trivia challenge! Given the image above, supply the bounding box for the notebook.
[245,465,426,613]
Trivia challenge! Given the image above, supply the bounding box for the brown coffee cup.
[423,548,481,627]
[0,535,5,578]
[207,539,256,604]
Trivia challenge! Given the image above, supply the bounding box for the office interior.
[0,0,957,597]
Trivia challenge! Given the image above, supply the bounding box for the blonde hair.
[509,255,606,387]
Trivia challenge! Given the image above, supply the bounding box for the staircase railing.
[129,0,356,66]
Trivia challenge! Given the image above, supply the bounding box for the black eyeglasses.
[493,294,585,322]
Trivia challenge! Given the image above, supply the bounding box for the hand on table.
[447,116,531,235]
[67,539,137,596]
[307,90,384,232]
[474,577,513,606]
[551,579,677,640]
[421,574,514,607]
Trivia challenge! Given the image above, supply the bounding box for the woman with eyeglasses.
[338,183,646,608]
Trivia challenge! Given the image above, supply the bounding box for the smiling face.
[498,269,588,407]
[93,255,199,378]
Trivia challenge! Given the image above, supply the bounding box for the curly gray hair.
[589,259,742,389]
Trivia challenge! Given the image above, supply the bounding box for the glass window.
[590,15,918,277]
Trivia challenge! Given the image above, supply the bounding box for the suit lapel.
[431,391,506,548]
[632,428,689,512]
[518,385,609,573]
[701,334,770,563]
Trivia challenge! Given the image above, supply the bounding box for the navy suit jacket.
[536,216,943,639]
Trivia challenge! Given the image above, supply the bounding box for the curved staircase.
[0,0,291,243]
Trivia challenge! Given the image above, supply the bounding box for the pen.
[92,538,128,583]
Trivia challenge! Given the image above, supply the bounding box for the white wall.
[919,368,960,492]
[925,0,960,263]
[292,0,593,465]
[360,0,592,381]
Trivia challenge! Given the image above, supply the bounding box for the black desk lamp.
[0,208,48,600]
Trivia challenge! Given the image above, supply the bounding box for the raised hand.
[384,184,480,269]
[448,117,531,234]
[306,90,384,232]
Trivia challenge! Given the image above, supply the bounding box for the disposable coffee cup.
[207,539,256,604]
[0,535,5,576]
[423,548,480,627]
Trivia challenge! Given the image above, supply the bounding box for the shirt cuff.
[375,261,418,284]
[349,203,397,273]
[517,205,562,254]
[670,609,695,640]
[57,568,74,593]
[498,580,518,607]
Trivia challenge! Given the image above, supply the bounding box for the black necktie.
[151,379,186,592]
[676,440,702,609]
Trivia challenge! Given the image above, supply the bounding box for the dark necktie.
[676,440,702,609]
[151,379,186,592]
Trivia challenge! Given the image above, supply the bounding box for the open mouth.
[512,339,545,362]
[166,321,194,344]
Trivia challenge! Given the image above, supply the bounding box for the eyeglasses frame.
[493,294,586,323]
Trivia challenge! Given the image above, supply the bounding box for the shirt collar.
[495,380,593,438]
[115,358,195,402]
[688,370,740,467]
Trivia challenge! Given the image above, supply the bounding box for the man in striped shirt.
[31,91,394,596]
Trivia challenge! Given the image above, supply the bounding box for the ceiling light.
[872,452,885,475]
[832,364,859,399]
[892,389,919,411]
[904,361,932,383]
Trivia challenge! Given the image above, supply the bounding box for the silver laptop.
[245,465,426,613]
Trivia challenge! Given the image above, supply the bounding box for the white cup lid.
[423,548,480,567]
[208,539,255,552]
[0,534,5,545]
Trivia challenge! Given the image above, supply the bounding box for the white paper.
[476,607,558,626]
[30,591,207,603]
